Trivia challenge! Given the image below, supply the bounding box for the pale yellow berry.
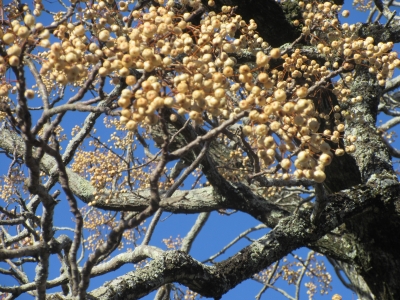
[17,26,30,38]
[126,120,138,131]
[274,89,286,102]
[281,158,291,170]
[7,45,22,57]
[319,153,332,166]
[255,124,268,136]
[297,150,310,161]
[24,89,35,99]
[3,33,15,45]
[270,48,281,59]
[342,10,350,18]
[349,135,357,143]
[337,124,345,132]
[214,88,225,99]
[8,56,20,66]
[121,109,132,118]
[270,121,281,132]
[294,169,304,178]
[256,51,269,66]
[335,149,345,156]
[223,66,234,77]
[266,149,275,157]
[126,75,137,86]
[296,87,308,99]
[242,125,252,136]
[120,116,129,124]
[24,14,36,27]
[118,97,131,108]
[346,145,356,153]
[99,30,110,41]
[313,170,326,183]
[332,295,342,300]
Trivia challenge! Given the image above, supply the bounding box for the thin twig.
[203,224,267,263]
[255,261,280,300]
[181,212,210,254]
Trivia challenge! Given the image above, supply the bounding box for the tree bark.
[3,1,400,299]
[201,0,300,47]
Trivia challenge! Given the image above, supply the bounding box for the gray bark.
[2,0,400,299]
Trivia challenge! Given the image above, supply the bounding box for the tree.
[1,0,400,299]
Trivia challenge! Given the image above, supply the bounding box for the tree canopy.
[1,0,400,299]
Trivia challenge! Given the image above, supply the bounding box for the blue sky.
[1,0,400,299]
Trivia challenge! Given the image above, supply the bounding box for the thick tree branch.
[75,182,400,300]
[0,127,290,226]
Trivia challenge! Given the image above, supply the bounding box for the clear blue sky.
[1,0,399,299]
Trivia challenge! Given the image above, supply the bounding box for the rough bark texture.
[2,0,400,299]
[43,183,400,300]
